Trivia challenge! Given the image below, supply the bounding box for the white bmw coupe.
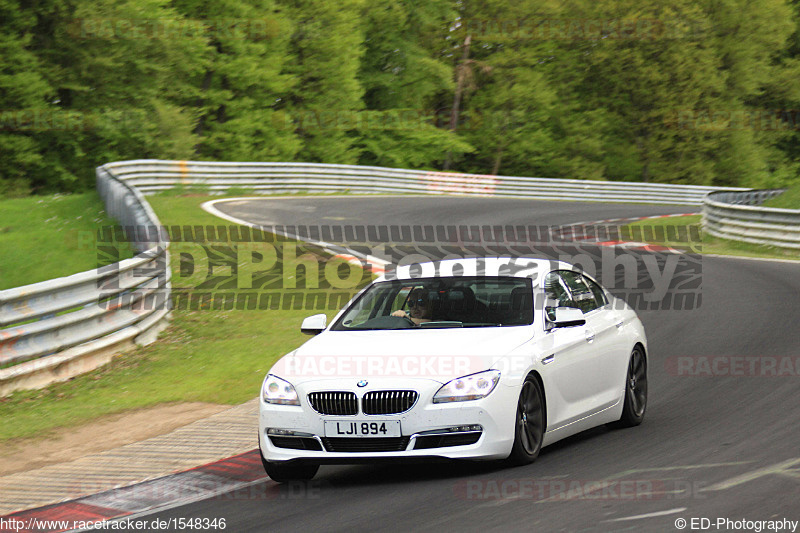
[259,258,648,481]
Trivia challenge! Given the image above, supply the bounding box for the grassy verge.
[0,194,370,442]
[761,182,800,210]
[623,215,800,260]
[0,193,136,290]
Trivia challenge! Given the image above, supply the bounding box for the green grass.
[623,215,800,260]
[0,194,369,442]
[761,182,800,210]
[0,193,136,290]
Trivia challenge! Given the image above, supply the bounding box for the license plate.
[324,420,401,438]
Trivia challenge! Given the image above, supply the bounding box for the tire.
[507,375,545,466]
[261,455,319,482]
[612,345,648,428]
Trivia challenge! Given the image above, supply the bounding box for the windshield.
[332,277,534,330]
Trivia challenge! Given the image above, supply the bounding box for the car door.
[577,273,626,408]
[538,271,603,429]
[558,271,614,403]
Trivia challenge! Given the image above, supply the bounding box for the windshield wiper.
[419,321,464,328]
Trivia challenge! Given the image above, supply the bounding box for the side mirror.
[301,314,327,335]
[548,307,586,329]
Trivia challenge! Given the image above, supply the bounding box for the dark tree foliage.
[1,0,798,195]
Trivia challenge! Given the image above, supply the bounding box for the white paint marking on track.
[603,507,687,522]
[700,457,800,492]
[201,198,388,274]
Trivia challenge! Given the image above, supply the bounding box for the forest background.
[3,0,800,196]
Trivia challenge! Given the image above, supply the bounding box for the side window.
[561,271,599,313]
[544,271,574,320]
[582,275,608,309]
[544,272,571,306]
[545,270,600,315]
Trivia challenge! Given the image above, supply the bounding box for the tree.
[451,0,608,178]
[355,0,472,169]
[276,0,365,164]
[0,0,53,196]
[174,0,300,161]
[8,0,210,191]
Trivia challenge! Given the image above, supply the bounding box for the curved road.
[154,197,800,532]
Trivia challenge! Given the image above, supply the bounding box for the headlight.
[433,370,501,403]
[262,374,300,405]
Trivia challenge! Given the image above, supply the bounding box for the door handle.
[585,332,595,343]
[615,320,624,329]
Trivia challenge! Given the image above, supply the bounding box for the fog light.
[267,428,314,437]
[447,424,482,432]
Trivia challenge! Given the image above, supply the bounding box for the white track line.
[201,198,388,273]
[603,507,687,522]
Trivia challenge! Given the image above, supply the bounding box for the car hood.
[270,327,534,385]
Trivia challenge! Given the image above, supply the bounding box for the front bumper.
[259,378,517,463]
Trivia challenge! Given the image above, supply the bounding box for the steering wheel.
[396,312,418,327]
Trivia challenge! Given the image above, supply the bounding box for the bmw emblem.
[357,380,368,388]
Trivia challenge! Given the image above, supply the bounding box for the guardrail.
[702,189,800,249]
[0,168,171,396]
[0,159,789,395]
[104,160,749,205]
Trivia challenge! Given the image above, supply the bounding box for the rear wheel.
[507,375,545,465]
[612,345,647,428]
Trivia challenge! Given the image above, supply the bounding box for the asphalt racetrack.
[152,197,800,532]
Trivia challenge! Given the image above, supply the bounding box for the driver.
[392,289,432,325]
